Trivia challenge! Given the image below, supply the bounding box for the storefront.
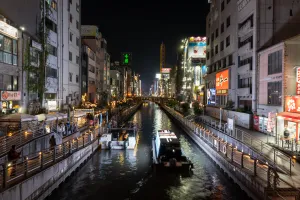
[0,91,21,114]
[277,96,300,141]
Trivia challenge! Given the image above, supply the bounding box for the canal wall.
[160,105,267,200]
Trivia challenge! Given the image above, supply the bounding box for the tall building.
[99,38,110,97]
[206,0,300,113]
[60,0,81,108]
[81,25,101,103]
[160,42,166,73]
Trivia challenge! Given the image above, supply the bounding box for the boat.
[152,130,194,172]
[100,122,138,150]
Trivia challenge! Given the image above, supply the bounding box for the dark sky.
[81,1,210,92]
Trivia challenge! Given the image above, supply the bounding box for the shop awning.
[277,112,300,121]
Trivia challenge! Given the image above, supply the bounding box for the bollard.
[218,140,220,152]
[254,159,257,176]
[24,159,28,177]
[231,145,234,162]
[69,142,72,154]
[241,153,244,168]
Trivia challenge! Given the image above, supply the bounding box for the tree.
[181,102,190,114]
[192,102,203,115]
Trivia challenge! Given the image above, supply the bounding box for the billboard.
[188,42,206,60]
[296,67,300,95]
[156,73,161,79]
[207,89,216,105]
[81,25,100,37]
[216,69,229,95]
[285,96,300,113]
[161,68,171,74]
[1,91,21,101]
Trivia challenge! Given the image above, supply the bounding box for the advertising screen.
[156,73,161,79]
[216,69,229,95]
[207,89,216,105]
[81,26,100,37]
[188,42,206,60]
[285,96,300,113]
[161,68,171,74]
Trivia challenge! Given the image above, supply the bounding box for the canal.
[47,102,250,200]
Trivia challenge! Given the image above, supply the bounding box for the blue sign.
[202,65,207,76]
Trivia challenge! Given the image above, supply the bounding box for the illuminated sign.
[188,38,206,63]
[296,67,300,95]
[1,91,21,101]
[161,68,171,74]
[207,89,216,105]
[156,73,161,79]
[0,21,18,39]
[48,100,57,111]
[121,52,132,66]
[285,96,300,113]
[189,37,206,43]
[81,25,100,37]
[216,69,229,95]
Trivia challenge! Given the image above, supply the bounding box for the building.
[60,0,81,108]
[81,25,101,103]
[206,0,237,109]
[257,35,300,140]
[109,67,121,100]
[99,38,110,98]
[160,42,166,73]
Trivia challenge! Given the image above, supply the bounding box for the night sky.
[81,1,210,92]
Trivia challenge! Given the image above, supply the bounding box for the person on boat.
[8,145,21,176]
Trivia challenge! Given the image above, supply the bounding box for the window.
[238,76,252,89]
[69,51,72,61]
[48,44,57,56]
[221,23,224,33]
[76,21,79,30]
[227,0,231,3]
[12,76,18,91]
[220,41,224,51]
[226,36,230,47]
[69,73,72,82]
[70,14,73,23]
[89,64,95,73]
[215,28,219,38]
[51,1,57,10]
[0,34,18,65]
[238,35,253,48]
[211,33,214,42]
[226,16,231,27]
[228,54,233,65]
[70,32,73,42]
[268,81,282,105]
[207,51,210,60]
[215,45,218,55]
[221,1,225,11]
[46,67,57,78]
[45,18,57,33]
[239,56,253,70]
[76,37,79,46]
[268,50,282,75]
[76,75,79,83]
[76,56,79,64]
[207,37,210,45]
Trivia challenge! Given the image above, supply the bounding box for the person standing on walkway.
[49,135,56,150]
[284,125,290,144]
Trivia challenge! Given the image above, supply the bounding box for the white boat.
[152,130,193,171]
[100,127,137,150]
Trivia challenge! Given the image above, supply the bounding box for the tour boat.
[152,130,193,171]
[100,122,137,150]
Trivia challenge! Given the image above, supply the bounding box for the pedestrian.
[284,125,290,144]
[8,145,21,177]
[49,135,56,150]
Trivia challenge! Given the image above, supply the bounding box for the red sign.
[1,91,21,101]
[253,115,259,131]
[285,96,300,113]
[297,67,300,95]
[216,69,229,95]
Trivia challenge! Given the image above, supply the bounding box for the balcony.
[45,77,58,93]
[47,54,58,69]
[47,30,57,47]
[48,8,58,24]
[237,63,251,75]
[237,87,251,96]
[238,20,253,37]
[238,42,252,56]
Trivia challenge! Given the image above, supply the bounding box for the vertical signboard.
[216,69,229,95]
[296,67,300,95]
[121,52,132,66]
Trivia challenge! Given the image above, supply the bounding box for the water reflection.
[48,102,249,200]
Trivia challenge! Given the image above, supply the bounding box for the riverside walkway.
[163,105,300,199]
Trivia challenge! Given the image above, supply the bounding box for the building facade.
[160,42,166,73]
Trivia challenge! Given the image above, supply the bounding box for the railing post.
[3,164,7,188]
[24,158,28,177]
[241,153,244,168]
[63,144,66,157]
[69,141,72,154]
[231,145,234,162]
[218,140,220,152]
[40,152,44,169]
[254,159,257,176]
[53,147,56,163]
[225,143,228,157]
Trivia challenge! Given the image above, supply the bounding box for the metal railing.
[195,116,294,175]
[0,130,98,190]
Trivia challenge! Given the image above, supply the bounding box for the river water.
[47,102,250,200]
